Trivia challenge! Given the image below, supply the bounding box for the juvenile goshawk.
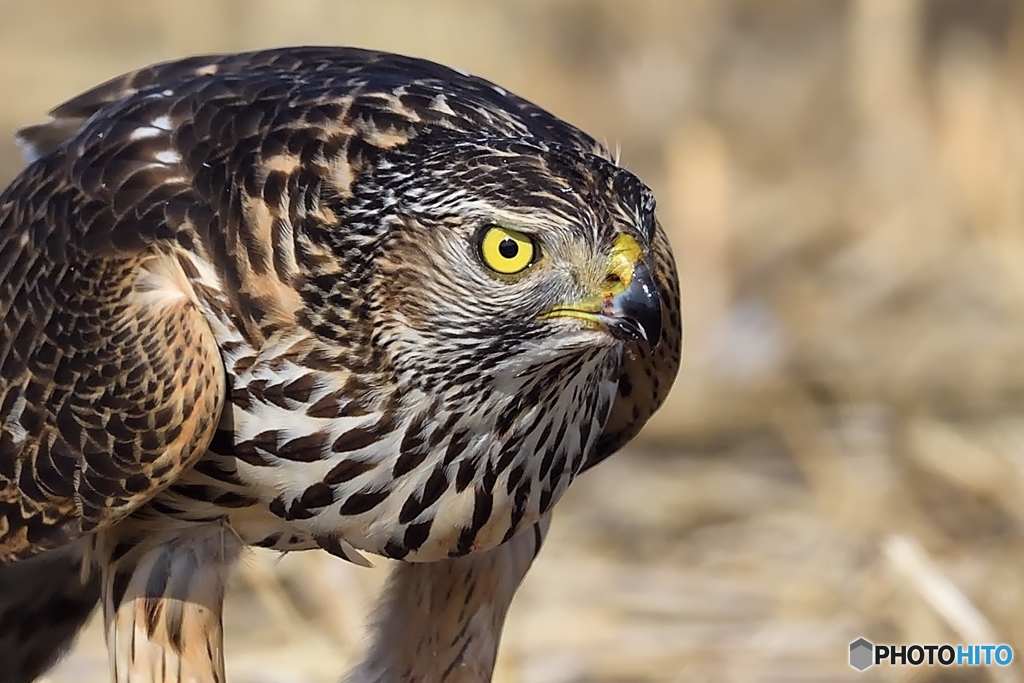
[0,47,681,683]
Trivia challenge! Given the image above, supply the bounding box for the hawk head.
[343,134,663,395]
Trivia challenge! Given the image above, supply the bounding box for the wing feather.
[0,110,226,561]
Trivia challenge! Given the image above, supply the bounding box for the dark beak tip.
[632,301,662,349]
[610,264,663,348]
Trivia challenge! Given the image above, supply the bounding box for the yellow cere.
[479,226,536,274]
[604,233,643,294]
[539,232,646,327]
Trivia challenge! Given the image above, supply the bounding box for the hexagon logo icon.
[849,638,874,671]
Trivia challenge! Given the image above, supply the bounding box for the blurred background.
[4,0,1024,681]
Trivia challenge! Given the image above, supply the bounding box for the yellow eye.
[478,226,537,275]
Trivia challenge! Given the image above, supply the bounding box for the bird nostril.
[603,273,622,288]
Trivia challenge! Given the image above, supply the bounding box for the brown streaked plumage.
[0,47,681,682]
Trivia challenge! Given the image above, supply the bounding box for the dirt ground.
[5,1,1024,681]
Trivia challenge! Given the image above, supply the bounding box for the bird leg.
[346,514,551,683]
[95,523,241,683]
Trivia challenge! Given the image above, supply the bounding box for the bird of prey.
[0,47,681,682]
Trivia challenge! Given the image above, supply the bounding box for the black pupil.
[498,237,519,259]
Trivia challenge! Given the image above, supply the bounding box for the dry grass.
[6,0,1024,681]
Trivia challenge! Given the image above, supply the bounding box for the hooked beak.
[603,262,662,346]
[543,234,663,348]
